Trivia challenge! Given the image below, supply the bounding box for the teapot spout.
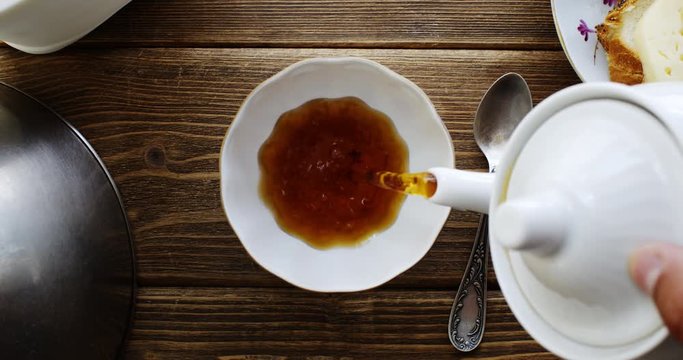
[427,167,493,214]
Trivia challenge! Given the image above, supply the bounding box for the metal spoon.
[448,73,532,352]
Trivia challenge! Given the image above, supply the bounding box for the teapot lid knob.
[493,191,572,256]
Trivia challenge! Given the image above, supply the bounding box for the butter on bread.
[634,0,683,82]
[596,0,656,84]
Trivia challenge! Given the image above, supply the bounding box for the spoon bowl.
[474,74,534,171]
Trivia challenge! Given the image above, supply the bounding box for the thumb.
[629,243,683,342]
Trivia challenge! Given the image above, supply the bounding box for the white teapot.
[0,0,130,54]
[428,82,683,359]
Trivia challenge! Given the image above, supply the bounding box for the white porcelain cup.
[220,58,454,292]
[0,0,130,54]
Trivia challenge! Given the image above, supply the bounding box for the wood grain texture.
[125,288,556,359]
[0,48,579,289]
[79,0,560,50]
[0,0,578,356]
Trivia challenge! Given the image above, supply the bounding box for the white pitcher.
[0,0,130,54]
[428,82,683,359]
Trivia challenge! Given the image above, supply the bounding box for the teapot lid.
[491,98,683,347]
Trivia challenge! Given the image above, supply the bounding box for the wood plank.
[79,0,561,50]
[125,288,556,359]
[0,48,579,288]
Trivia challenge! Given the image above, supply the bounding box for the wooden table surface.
[0,1,580,358]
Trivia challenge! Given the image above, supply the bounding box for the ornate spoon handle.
[448,214,488,352]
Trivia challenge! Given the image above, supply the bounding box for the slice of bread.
[634,0,683,82]
[596,0,656,84]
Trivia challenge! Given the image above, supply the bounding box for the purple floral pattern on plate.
[577,20,596,41]
[577,0,618,41]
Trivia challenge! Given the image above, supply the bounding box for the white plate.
[220,58,453,292]
[551,0,616,82]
